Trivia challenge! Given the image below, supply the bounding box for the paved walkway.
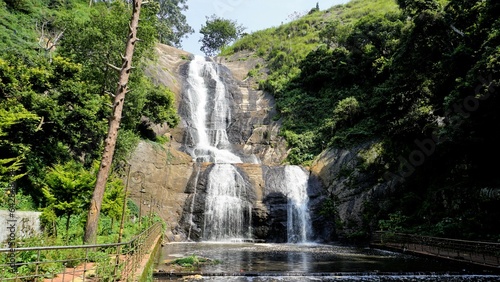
[44,232,162,281]
[43,263,95,282]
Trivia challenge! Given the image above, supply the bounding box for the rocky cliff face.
[217,51,286,165]
[174,163,332,242]
[310,143,393,240]
[145,45,287,166]
[126,144,332,242]
[128,45,337,242]
[128,45,395,242]
[126,140,193,242]
[129,45,293,241]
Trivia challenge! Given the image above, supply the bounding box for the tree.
[332,96,360,127]
[156,0,194,47]
[42,160,94,242]
[84,0,143,245]
[100,174,125,232]
[396,0,440,17]
[0,101,38,184]
[57,1,143,97]
[58,1,178,136]
[199,15,245,57]
[309,2,320,14]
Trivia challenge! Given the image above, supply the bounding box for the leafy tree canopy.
[0,0,180,216]
[155,0,194,47]
[199,14,245,56]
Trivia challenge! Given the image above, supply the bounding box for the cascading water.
[186,164,201,241]
[183,55,241,164]
[182,55,313,242]
[284,166,312,243]
[203,164,252,241]
[266,166,312,243]
[183,56,250,241]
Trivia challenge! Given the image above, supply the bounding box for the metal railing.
[372,231,500,268]
[0,222,162,281]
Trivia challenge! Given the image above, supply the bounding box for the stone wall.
[0,210,41,244]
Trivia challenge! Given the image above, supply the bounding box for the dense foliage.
[0,0,179,242]
[155,0,194,47]
[199,15,245,57]
[224,0,500,240]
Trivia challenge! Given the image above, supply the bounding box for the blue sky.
[181,0,349,54]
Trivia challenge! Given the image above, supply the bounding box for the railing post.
[61,262,66,281]
[72,265,76,280]
[114,247,120,280]
[35,249,40,277]
[83,247,89,282]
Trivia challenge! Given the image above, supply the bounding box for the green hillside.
[0,0,178,243]
[223,0,402,163]
[224,0,500,240]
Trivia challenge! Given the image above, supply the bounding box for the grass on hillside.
[220,0,399,97]
[221,0,398,62]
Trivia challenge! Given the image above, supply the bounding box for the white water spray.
[284,166,312,243]
[267,166,312,243]
[182,56,312,242]
[203,164,252,241]
[184,55,241,164]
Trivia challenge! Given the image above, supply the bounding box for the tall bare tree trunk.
[84,0,143,244]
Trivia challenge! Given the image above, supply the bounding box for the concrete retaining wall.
[0,210,42,244]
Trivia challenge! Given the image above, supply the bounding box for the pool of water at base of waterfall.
[153,242,500,281]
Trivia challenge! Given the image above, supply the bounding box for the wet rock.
[310,143,393,240]
[262,191,289,243]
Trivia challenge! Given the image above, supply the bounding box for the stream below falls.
[153,242,500,281]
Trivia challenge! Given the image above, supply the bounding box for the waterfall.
[183,56,251,241]
[187,164,201,241]
[284,166,312,243]
[203,164,252,241]
[266,166,312,243]
[182,55,313,242]
[184,55,241,164]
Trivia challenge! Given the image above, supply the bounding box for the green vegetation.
[0,0,179,247]
[173,255,200,267]
[2,0,499,246]
[222,0,402,164]
[172,255,221,268]
[42,160,97,240]
[155,0,194,47]
[199,14,246,56]
[0,211,163,280]
[224,0,500,240]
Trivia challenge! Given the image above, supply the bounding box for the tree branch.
[107,63,122,72]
